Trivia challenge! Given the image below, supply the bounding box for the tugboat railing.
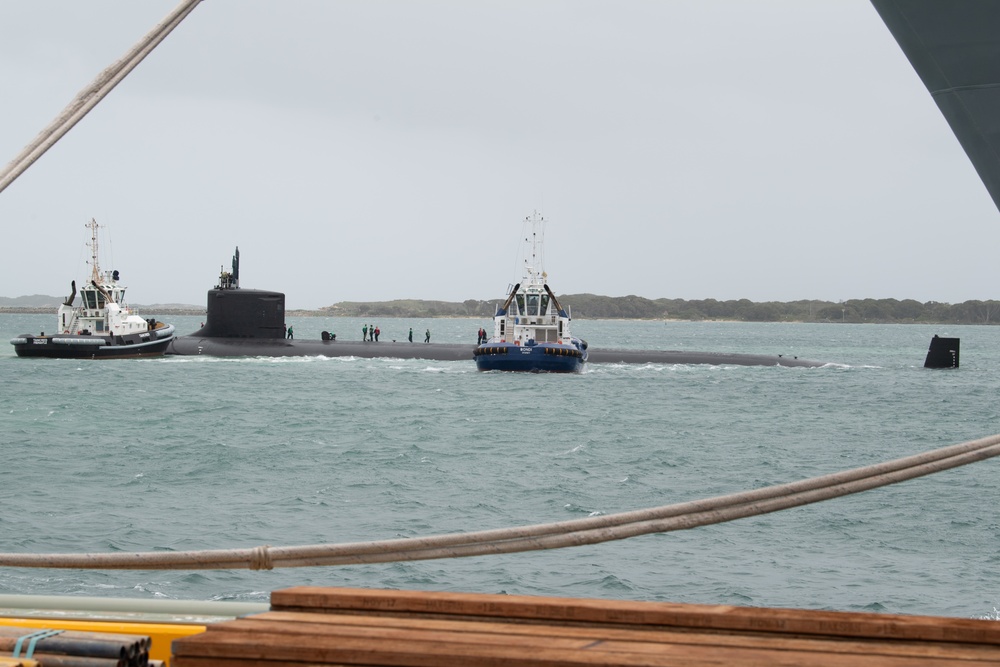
[63,312,79,335]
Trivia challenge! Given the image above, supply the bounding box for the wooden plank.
[224,611,1000,662]
[269,587,1000,645]
[172,627,1000,667]
[173,589,1000,666]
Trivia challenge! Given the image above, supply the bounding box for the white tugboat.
[474,211,587,372]
[10,219,175,359]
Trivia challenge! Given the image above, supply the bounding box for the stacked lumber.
[0,627,154,667]
[172,586,1000,666]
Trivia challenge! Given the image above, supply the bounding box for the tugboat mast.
[522,211,545,284]
[87,217,101,284]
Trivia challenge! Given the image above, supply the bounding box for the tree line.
[321,296,1000,324]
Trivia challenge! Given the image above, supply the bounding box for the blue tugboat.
[474,212,587,372]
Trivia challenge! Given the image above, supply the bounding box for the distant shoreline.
[1,306,996,325]
[0,306,208,316]
[4,294,1000,325]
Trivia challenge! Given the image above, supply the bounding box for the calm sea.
[1,313,999,620]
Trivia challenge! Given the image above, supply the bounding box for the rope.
[1,434,997,571]
[0,0,203,194]
[249,545,273,571]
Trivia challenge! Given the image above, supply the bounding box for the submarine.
[165,249,826,368]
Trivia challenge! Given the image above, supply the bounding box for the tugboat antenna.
[522,211,545,282]
[86,218,101,284]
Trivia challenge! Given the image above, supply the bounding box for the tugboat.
[10,219,175,359]
[474,212,587,372]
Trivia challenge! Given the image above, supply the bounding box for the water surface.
[1,314,998,619]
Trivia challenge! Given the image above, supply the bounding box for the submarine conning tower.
[924,335,960,369]
[190,247,286,339]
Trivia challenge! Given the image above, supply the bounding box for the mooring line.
[0,0,203,194]
[1,434,997,571]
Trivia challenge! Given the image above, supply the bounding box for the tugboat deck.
[172,586,1000,666]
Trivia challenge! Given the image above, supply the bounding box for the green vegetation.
[322,296,1000,324]
[321,299,493,319]
[6,294,1000,324]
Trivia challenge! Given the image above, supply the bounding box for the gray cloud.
[1,1,997,309]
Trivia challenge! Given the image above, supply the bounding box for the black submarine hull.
[166,335,825,367]
[170,260,827,367]
[167,336,472,360]
[586,347,823,367]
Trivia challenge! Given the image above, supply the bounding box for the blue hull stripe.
[474,344,586,372]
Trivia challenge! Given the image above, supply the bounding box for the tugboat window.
[540,295,549,315]
[83,292,97,309]
[526,294,539,316]
[515,294,525,315]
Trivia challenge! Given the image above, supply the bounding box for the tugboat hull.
[11,324,176,359]
[474,342,587,372]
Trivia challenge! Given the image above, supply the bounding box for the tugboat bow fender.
[542,346,583,358]
[154,323,176,339]
[99,336,175,351]
[51,337,105,345]
[474,346,511,356]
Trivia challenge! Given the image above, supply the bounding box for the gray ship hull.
[870,0,1000,215]
[167,337,473,360]
[166,335,825,367]
[585,347,823,367]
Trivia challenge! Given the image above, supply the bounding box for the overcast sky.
[1,1,998,309]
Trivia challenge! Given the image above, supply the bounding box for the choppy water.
[2,313,999,619]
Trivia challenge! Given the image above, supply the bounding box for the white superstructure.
[57,219,154,337]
